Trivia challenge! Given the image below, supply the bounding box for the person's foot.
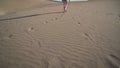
[63,7,67,13]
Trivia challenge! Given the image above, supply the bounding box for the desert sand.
[0,0,120,68]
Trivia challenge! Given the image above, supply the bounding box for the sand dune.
[0,0,120,68]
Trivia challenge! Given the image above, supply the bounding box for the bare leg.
[63,2,68,12]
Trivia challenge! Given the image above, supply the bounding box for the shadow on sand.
[0,11,63,21]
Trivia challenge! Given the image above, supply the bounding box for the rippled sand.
[0,0,45,16]
[0,0,120,68]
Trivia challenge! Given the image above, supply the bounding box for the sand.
[0,0,120,68]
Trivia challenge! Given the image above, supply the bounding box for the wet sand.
[0,0,120,68]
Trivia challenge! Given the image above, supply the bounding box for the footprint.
[44,21,49,24]
[8,34,13,38]
[2,34,14,40]
[51,17,58,21]
[77,22,81,25]
[48,57,64,68]
[106,54,120,68]
[55,17,58,20]
[28,27,34,31]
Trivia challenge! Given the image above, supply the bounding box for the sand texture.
[0,0,120,68]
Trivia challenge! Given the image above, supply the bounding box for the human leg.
[63,1,68,12]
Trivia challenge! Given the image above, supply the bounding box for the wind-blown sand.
[0,0,120,68]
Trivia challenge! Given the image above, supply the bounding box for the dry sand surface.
[0,0,45,16]
[0,0,120,68]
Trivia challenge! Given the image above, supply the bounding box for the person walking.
[62,0,68,12]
